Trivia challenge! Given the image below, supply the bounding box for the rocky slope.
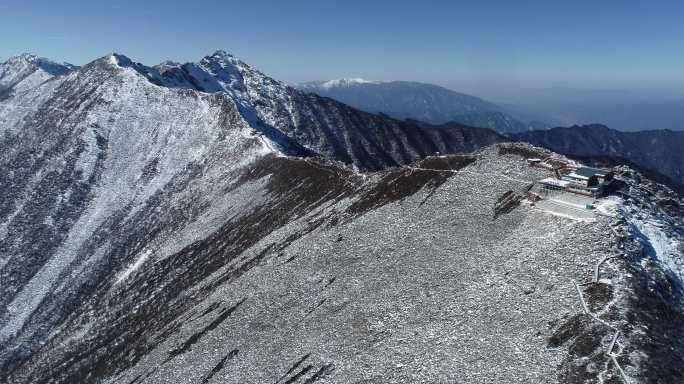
[513,125,684,191]
[0,51,682,383]
[297,79,535,134]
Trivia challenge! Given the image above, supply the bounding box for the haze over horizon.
[2,0,684,97]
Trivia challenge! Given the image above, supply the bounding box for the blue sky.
[2,0,683,95]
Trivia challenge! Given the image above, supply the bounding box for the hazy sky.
[2,0,683,96]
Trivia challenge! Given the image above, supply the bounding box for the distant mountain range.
[513,124,684,191]
[297,79,545,134]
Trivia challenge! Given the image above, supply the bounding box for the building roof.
[539,177,570,188]
[574,167,608,178]
[565,172,588,181]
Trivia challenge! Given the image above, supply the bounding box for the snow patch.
[115,250,152,285]
[618,196,684,283]
[594,196,620,217]
[319,78,379,89]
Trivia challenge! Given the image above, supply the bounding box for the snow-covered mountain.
[0,51,682,384]
[297,79,540,133]
[0,53,76,97]
[98,52,506,170]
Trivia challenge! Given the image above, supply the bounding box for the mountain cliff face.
[513,125,684,190]
[1,51,683,384]
[297,80,535,134]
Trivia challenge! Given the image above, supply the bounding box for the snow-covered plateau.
[0,51,682,383]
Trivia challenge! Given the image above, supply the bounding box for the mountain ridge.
[100,51,508,169]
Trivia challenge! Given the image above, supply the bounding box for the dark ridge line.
[205,243,277,292]
[283,365,313,384]
[201,349,239,384]
[193,301,221,321]
[417,169,454,206]
[306,299,327,315]
[345,155,476,218]
[125,367,156,384]
[125,373,143,384]
[303,364,335,384]
[165,298,246,361]
[276,354,311,383]
[324,277,336,287]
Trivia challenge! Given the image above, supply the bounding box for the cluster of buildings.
[527,158,614,198]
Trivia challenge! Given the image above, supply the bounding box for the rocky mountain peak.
[153,60,182,71]
[106,52,135,67]
[208,49,238,61]
[5,52,39,64]
[0,53,76,95]
[2,52,76,74]
[200,50,253,75]
[199,50,284,92]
